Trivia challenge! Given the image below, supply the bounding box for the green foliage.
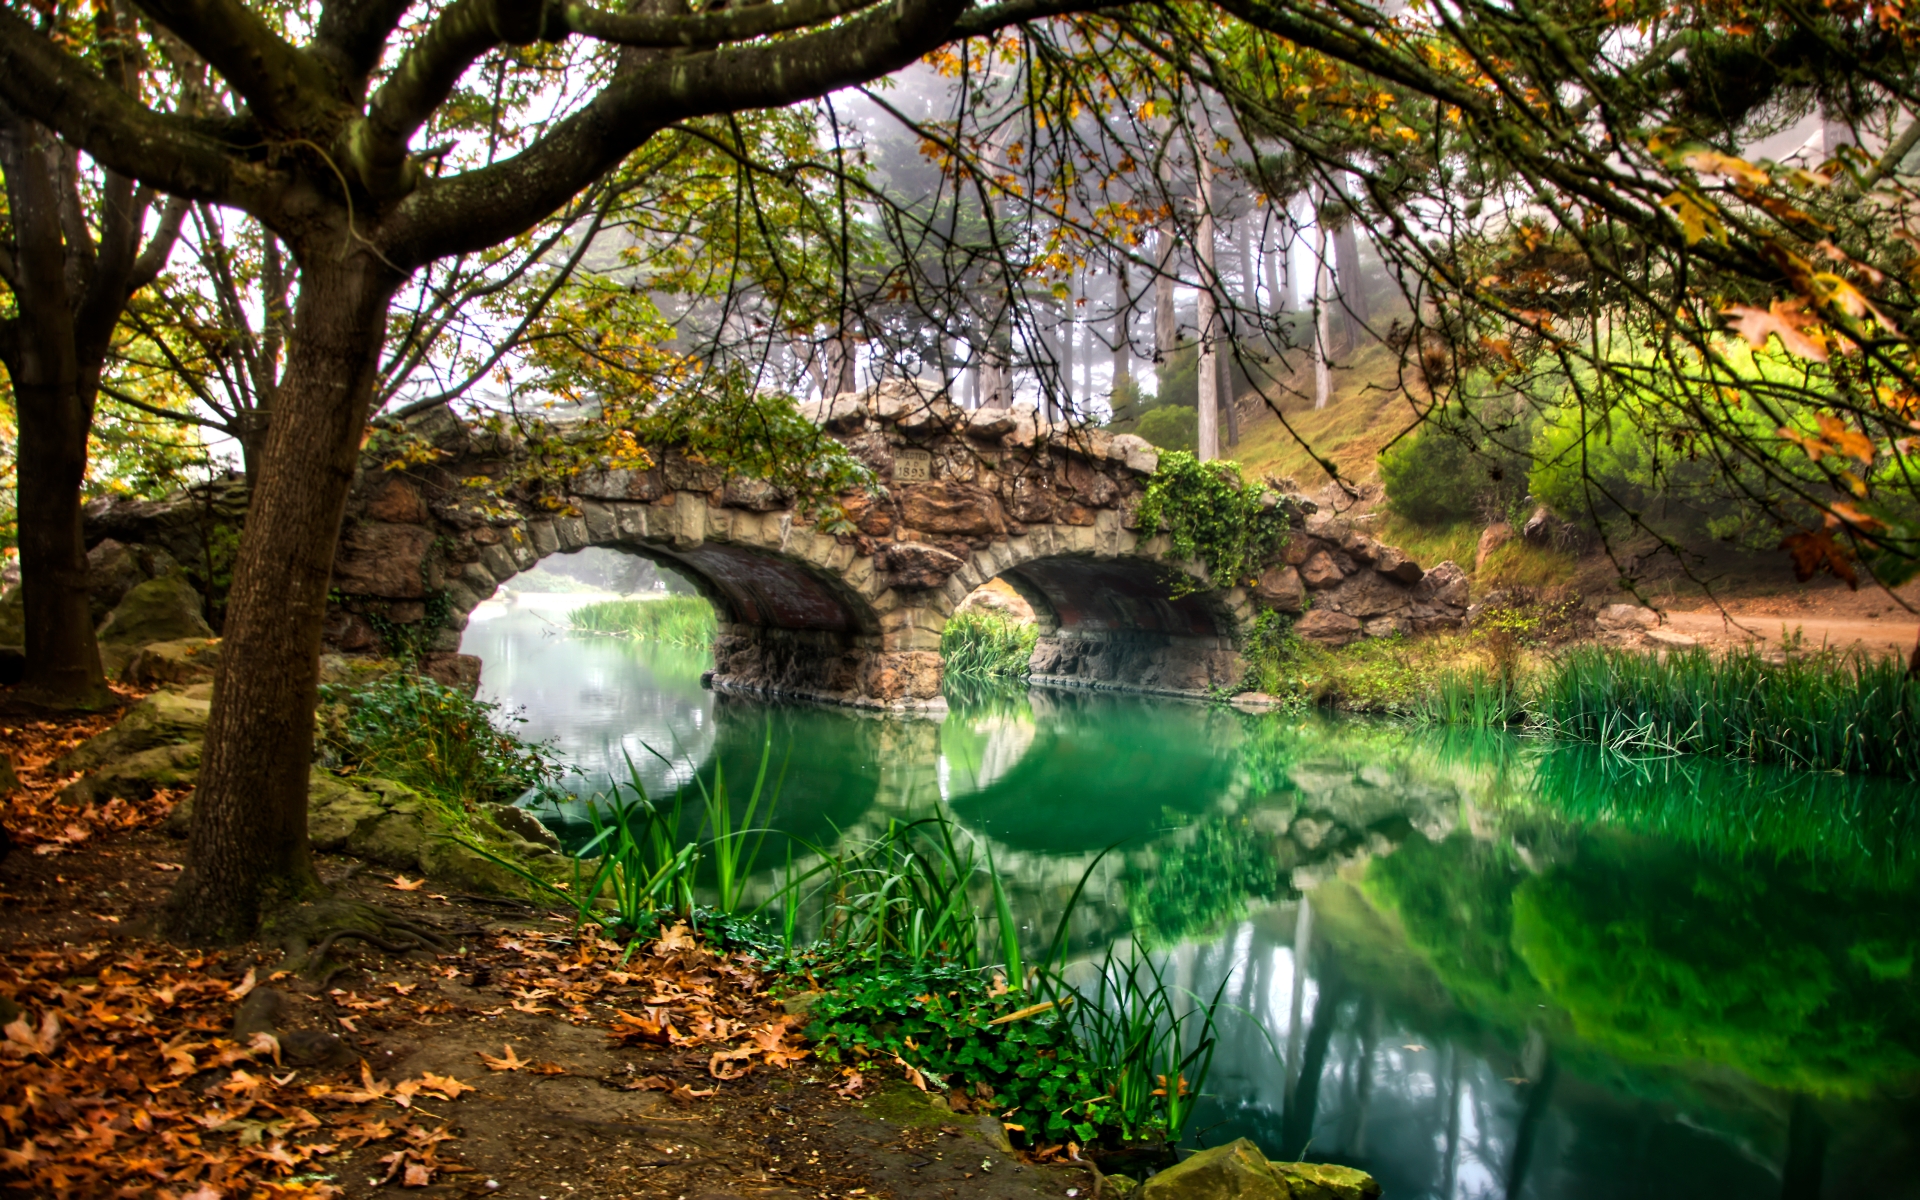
[941,610,1038,682]
[318,672,563,817]
[1412,667,1525,727]
[1135,452,1293,593]
[365,590,454,663]
[805,964,1117,1146]
[1122,811,1288,947]
[568,595,718,649]
[1379,413,1532,528]
[1134,405,1197,454]
[1242,609,1304,697]
[1534,644,1920,779]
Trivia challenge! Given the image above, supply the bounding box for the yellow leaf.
[1662,191,1726,245]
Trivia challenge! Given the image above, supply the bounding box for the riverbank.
[0,754,1097,1199]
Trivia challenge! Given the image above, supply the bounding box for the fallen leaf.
[389,876,425,892]
[227,967,258,1001]
[479,1044,526,1072]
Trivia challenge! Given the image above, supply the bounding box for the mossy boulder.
[121,637,221,688]
[54,690,211,775]
[61,742,204,805]
[1139,1140,1377,1200]
[168,769,565,899]
[96,575,214,670]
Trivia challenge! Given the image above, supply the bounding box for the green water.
[465,607,1920,1199]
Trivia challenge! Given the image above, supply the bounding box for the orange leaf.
[389,876,425,891]
[1724,299,1828,361]
[479,1044,526,1072]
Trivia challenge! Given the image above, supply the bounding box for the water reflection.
[459,626,1920,1198]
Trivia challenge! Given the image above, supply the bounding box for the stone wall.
[1249,510,1469,648]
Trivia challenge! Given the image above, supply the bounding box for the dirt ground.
[0,706,1101,1200]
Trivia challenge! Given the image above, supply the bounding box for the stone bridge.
[319,380,1466,708]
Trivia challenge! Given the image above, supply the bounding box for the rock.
[121,637,221,688]
[1595,603,1659,631]
[62,742,203,805]
[364,476,431,524]
[798,394,870,430]
[1474,522,1514,572]
[87,539,178,622]
[1371,545,1423,584]
[1363,616,1407,639]
[1140,1138,1287,1200]
[1270,1162,1381,1200]
[898,482,1006,537]
[876,541,967,589]
[1299,550,1346,590]
[53,690,211,775]
[485,802,562,850]
[96,575,214,658]
[1412,561,1470,610]
[1645,628,1697,647]
[1254,566,1305,614]
[1319,572,1411,620]
[1303,511,1351,542]
[1139,1140,1379,1200]
[1109,433,1159,475]
[964,408,1016,437]
[1294,609,1363,647]
[974,1113,1014,1155]
[232,987,288,1037]
[419,652,483,695]
[332,521,436,598]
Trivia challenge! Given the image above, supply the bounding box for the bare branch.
[563,0,884,48]
[132,0,334,130]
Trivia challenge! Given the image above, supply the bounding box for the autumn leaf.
[389,876,425,891]
[1724,299,1828,360]
[414,1073,475,1099]
[227,967,258,1001]
[1662,190,1727,244]
[511,999,554,1015]
[1680,148,1770,188]
[479,1044,526,1071]
[1815,414,1877,464]
[1781,528,1860,587]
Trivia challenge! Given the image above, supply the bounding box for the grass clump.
[941,610,1038,682]
[318,672,562,818]
[569,595,717,648]
[1534,644,1920,779]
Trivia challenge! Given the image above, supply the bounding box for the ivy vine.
[1135,452,1295,595]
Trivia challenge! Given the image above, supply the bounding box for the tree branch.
[130,195,191,291]
[397,0,1033,261]
[562,0,885,49]
[132,0,334,130]
[314,0,417,82]
[0,12,245,206]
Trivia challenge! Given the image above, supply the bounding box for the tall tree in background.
[0,13,187,711]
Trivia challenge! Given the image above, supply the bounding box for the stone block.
[1596,603,1659,631]
[579,501,617,542]
[481,544,517,584]
[1322,572,1412,619]
[528,519,560,558]
[121,638,221,688]
[1110,433,1159,475]
[1140,1138,1287,1200]
[333,522,436,598]
[554,516,589,552]
[1412,561,1470,610]
[1363,616,1408,639]
[507,529,538,569]
[461,561,497,594]
[613,503,650,541]
[1475,521,1514,571]
[877,541,965,589]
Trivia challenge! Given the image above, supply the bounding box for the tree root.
[264,896,457,984]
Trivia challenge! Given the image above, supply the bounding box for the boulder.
[1139,1140,1379,1200]
[86,539,178,622]
[1412,561,1470,610]
[1522,503,1556,544]
[95,575,214,660]
[1295,608,1363,647]
[1299,550,1346,590]
[1319,572,1411,620]
[876,541,967,589]
[1109,433,1159,475]
[1596,603,1659,631]
[60,742,202,805]
[1254,565,1305,614]
[1371,545,1423,584]
[121,637,221,688]
[798,393,870,430]
[53,690,211,775]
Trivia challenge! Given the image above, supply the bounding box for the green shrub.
[1379,415,1531,527]
[318,672,563,815]
[1134,405,1197,453]
[1136,452,1294,593]
[941,610,1038,681]
[568,595,717,648]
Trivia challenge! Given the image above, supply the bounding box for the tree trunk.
[1334,220,1367,350]
[1197,152,1220,462]
[165,254,405,940]
[12,376,109,708]
[1112,266,1132,389]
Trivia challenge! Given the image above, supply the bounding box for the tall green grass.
[941,610,1038,681]
[1534,645,1920,779]
[568,595,717,648]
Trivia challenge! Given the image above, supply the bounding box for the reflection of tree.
[1367,828,1920,1098]
[1121,811,1290,947]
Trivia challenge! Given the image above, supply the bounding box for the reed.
[1412,666,1526,728]
[940,610,1038,681]
[568,595,717,648]
[1533,644,1920,780]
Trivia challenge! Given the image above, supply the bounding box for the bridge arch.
[325,383,1260,706]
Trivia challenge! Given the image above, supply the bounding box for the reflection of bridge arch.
[326,381,1258,707]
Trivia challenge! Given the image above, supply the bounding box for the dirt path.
[1663,608,1920,659]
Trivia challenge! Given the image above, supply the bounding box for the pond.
[464,603,1920,1199]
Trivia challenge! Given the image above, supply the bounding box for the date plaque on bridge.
[893,448,933,482]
